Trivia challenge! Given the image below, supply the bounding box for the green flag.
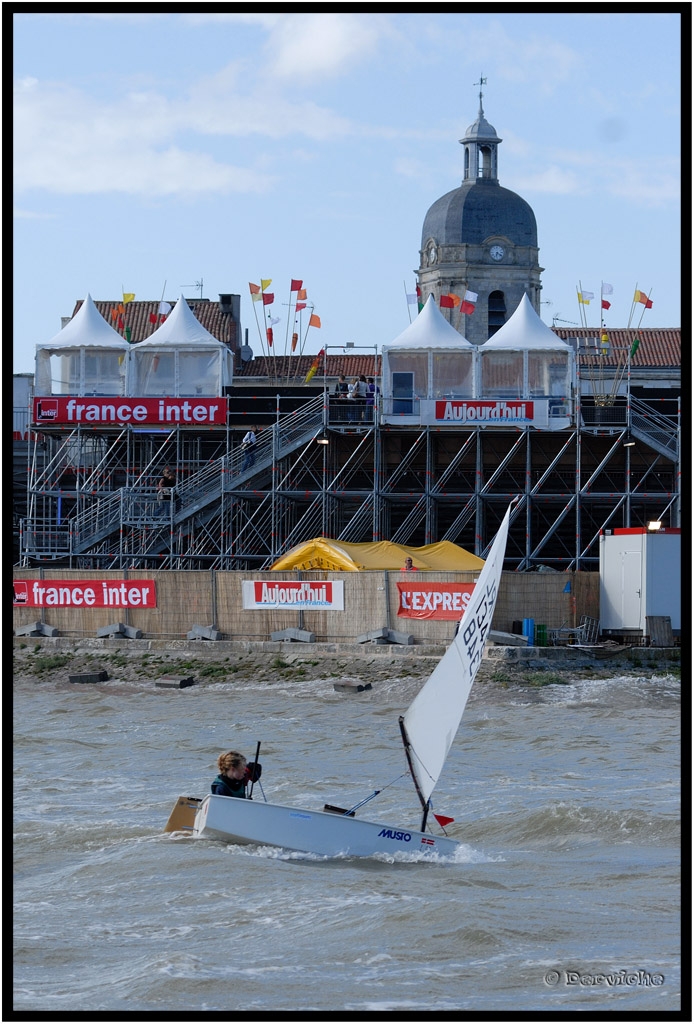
[630,336,640,357]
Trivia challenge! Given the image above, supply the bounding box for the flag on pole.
[416,284,423,312]
[406,293,418,305]
[439,295,455,308]
[149,313,158,324]
[601,283,613,295]
[158,301,171,316]
[266,328,273,346]
[309,313,321,328]
[577,291,594,303]
[290,279,303,292]
[291,332,299,352]
[122,293,135,304]
[295,303,307,313]
[297,288,307,300]
[262,293,274,305]
[464,290,478,303]
[630,336,641,357]
[601,299,611,310]
[249,283,260,295]
[460,300,476,315]
[268,316,280,326]
[261,279,272,291]
[304,347,324,382]
[634,290,653,308]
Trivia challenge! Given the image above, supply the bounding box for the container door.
[620,549,642,628]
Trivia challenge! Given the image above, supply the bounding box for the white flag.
[269,316,280,326]
[580,291,594,300]
[601,283,613,295]
[464,290,478,303]
[158,301,172,315]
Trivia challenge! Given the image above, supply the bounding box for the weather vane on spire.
[474,74,487,116]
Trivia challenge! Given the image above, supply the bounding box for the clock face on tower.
[489,245,505,261]
[428,244,437,265]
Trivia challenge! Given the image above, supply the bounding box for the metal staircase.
[23,396,325,561]
[629,396,679,461]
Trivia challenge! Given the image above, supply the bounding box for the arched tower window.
[478,145,492,179]
[488,291,506,337]
[464,148,470,178]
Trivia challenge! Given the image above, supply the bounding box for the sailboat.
[167,503,512,858]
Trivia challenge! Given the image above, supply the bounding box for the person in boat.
[211,751,262,799]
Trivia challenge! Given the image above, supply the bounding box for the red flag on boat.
[433,813,455,827]
[262,293,274,305]
[290,279,303,292]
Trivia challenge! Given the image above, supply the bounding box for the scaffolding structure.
[19,384,679,572]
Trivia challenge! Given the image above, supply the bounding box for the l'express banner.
[396,582,477,620]
[243,580,344,610]
[33,397,227,426]
[13,579,158,608]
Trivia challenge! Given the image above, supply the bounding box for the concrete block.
[69,671,109,684]
[186,625,222,641]
[15,621,59,637]
[96,622,142,639]
[155,676,196,689]
[488,630,529,646]
[357,628,389,644]
[386,629,414,646]
[270,627,316,643]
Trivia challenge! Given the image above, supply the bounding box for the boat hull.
[193,795,461,858]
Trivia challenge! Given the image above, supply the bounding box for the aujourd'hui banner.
[242,580,344,610]
[13,579,158,608]
[396,581,477,620]
[32,397,227,426]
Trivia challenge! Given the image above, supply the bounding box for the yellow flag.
[122,293,135,304]
[261,279,272,291]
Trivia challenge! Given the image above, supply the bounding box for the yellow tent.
[270,538,484,571]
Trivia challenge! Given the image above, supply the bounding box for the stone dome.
[421,179,537,249]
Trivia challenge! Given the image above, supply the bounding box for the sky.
[12,10,683,374]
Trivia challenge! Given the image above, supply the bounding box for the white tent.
[478,294,572,399]
[128,294,234,397]
[35,294,129,396]
[382,295,475,411]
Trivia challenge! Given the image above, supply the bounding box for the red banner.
[32,397,227,427]
[435,400,534,424]
[396,582,476,619]
[13,579,157,608]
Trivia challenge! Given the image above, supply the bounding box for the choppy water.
[14,670,681,1014]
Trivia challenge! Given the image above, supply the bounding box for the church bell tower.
[418,80,543,345]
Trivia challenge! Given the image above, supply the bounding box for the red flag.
[433,813,455,827]
[291,332,298,352]
[111,308,118,321]
[601,299,611,310]
[295,303,306,312]
[290,279,303,292]
[118,315,124,330]
[149,312,158,324]
[634,290,653,308]
[266,327,273,346]
[262,293,274,305]
[249,282,260,295]
[439,295,455,309]
[460,300,475,315]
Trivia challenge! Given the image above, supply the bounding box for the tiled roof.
[552,327,680,369]
[72,298,238,347]
[235,354,382,379]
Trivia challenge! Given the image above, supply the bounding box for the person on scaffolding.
[241,428,258,472]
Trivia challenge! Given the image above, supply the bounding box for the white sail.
[401,502,513,807]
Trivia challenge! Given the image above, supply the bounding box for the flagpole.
[635,289,652,331]
[627,282,638,330]
[250,287,269,366]
[403,281,412,324]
